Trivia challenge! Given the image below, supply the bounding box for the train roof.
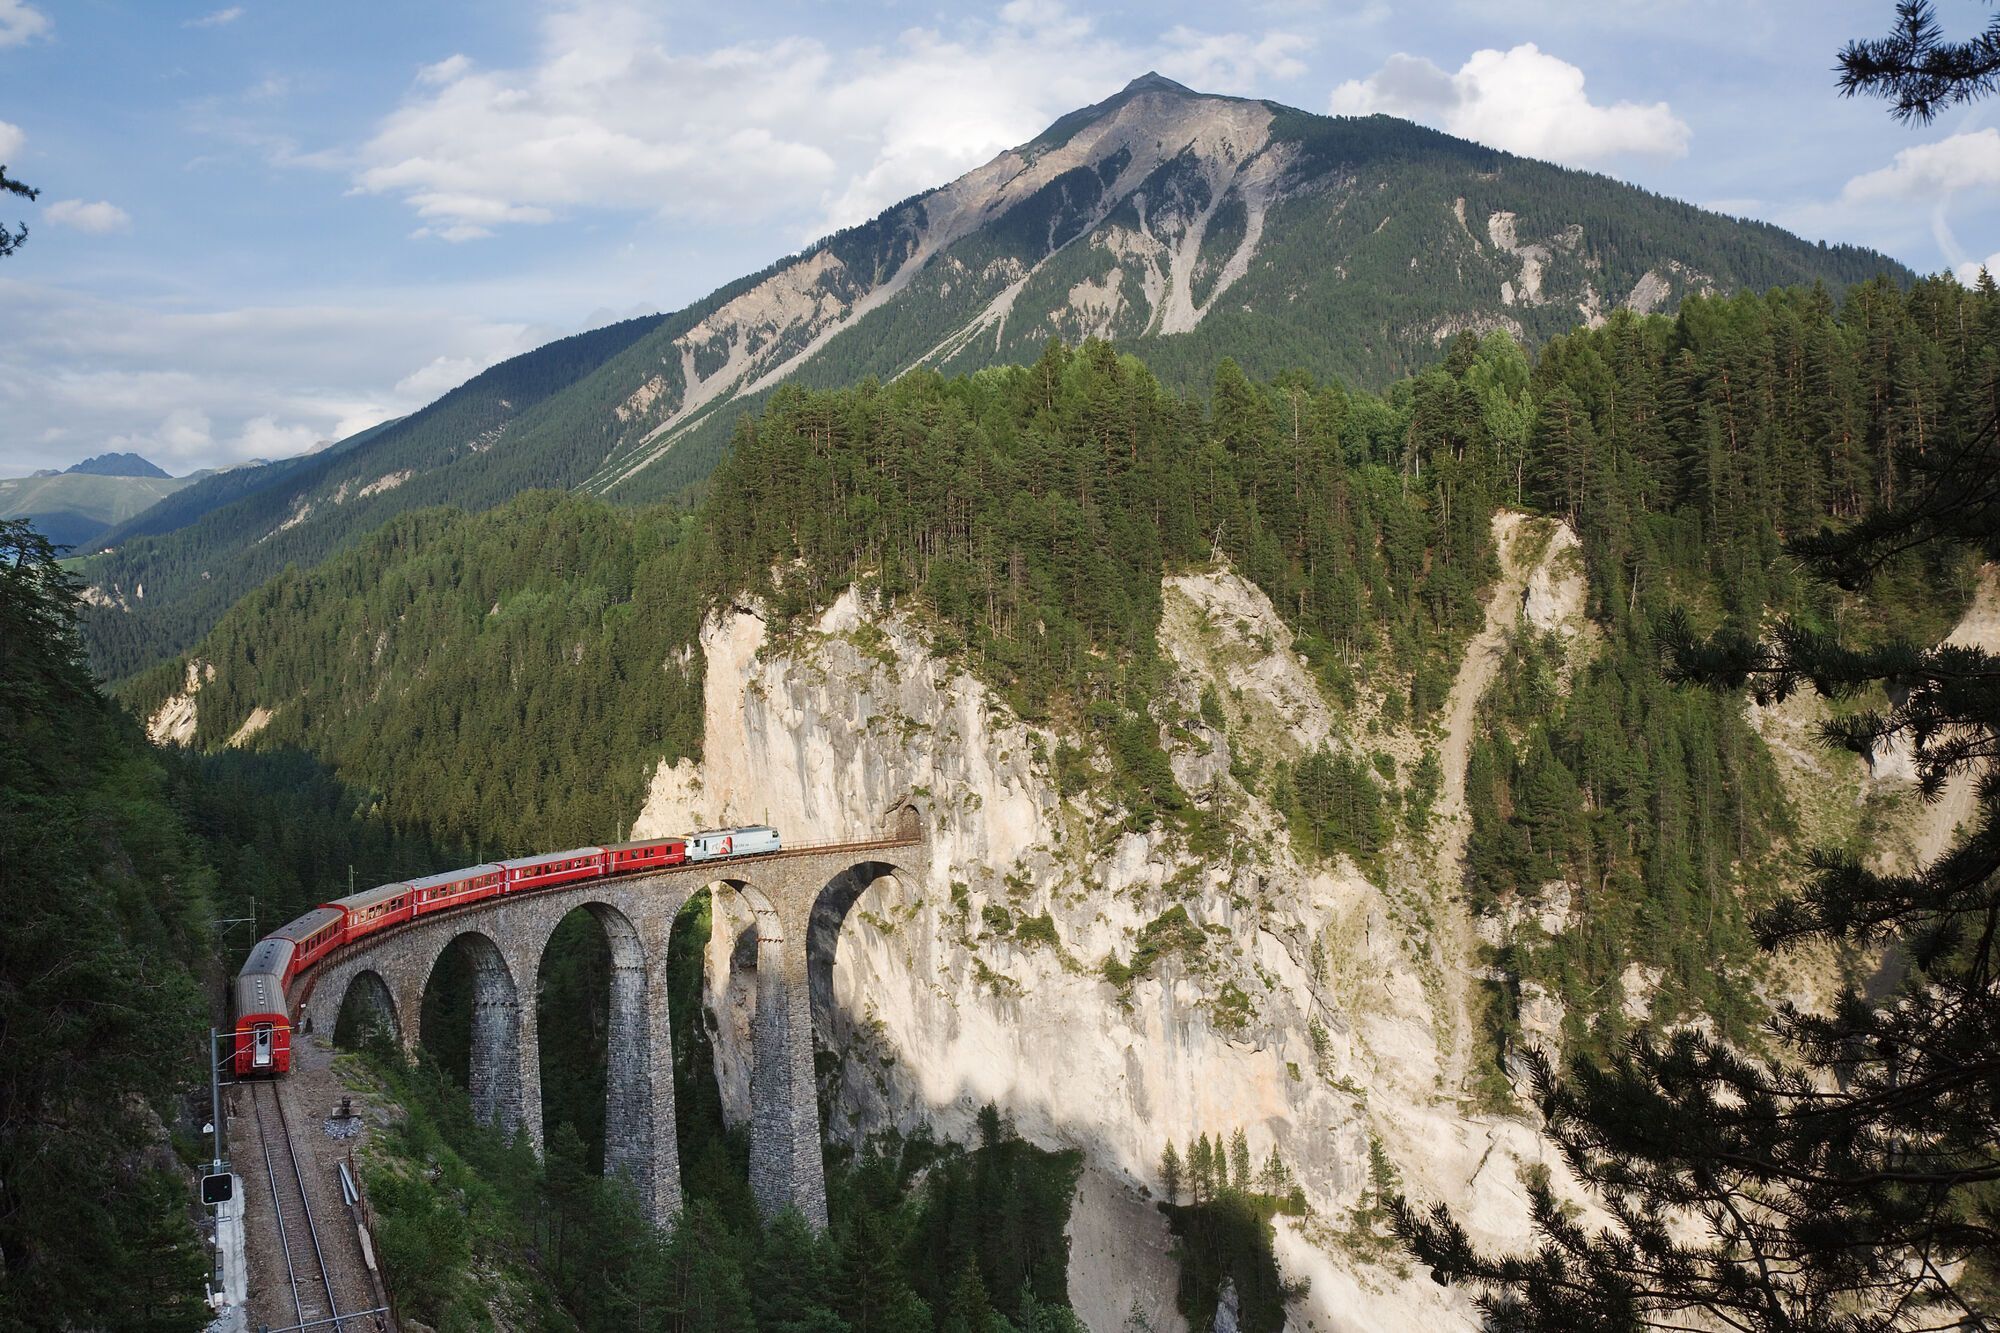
[270,906,345,941]
[403,863,503,890]
[605,836,685,852]
[337,880,413,912]
[233,968,288,1019]
[691,825,777,836]
[499,847,606,870]
[241,935,293,977]
[234,937,293,1018]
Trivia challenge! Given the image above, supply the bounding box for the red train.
[231,826,781,1075]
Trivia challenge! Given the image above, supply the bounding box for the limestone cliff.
[632,513,1601,1331]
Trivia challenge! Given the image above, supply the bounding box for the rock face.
[145,657,211,745]
[634,515,1602,1330]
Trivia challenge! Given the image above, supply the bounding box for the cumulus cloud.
[184,6,244,28]
[1842,129,2000,203]
[347,0,1310,241]
[44,199,132,233]
[1329,43,1689,167]
[0,120,23,164]
[1157,26,1311,91]
[0,278,540,473]
[1957,252,2000,286]
[0,0,50,48]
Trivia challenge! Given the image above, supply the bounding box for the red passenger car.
[232,936,295,1075]
[338,881,414,945]
[605,837,687,874]
[274,906,346,980]
[407,863,505,919]
[501,847,608,892]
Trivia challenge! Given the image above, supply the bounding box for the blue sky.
[2,0,1995,476]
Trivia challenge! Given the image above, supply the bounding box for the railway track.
[249,1080,351,1331]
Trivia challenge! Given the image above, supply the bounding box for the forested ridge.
[76,314,668,682]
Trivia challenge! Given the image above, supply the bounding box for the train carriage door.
[252,1022,274,1069]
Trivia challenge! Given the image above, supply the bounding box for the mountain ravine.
[632,514,1578,1331]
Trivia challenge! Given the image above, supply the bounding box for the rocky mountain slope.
[75,74,1899,683]
[584,74,1894,502]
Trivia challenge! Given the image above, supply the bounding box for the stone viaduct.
[294,805,928,1229]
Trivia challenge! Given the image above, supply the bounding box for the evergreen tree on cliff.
[1393,12,2000,1329]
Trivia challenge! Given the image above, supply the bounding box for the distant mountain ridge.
[66,452,170,479]
[77,75,1907,680]
[1,468,193,551]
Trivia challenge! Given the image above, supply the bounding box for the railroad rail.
[250,1081,387,1332]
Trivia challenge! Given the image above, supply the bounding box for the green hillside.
[75,315,665,679]
[91,417,401,550]
[0,470,193,550]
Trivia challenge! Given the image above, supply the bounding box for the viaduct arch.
[296,806,927,1229]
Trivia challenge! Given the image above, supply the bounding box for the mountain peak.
[66,452,170,479]
[1120,71,1195,97]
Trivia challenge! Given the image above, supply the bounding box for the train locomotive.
[230,826,779,1075]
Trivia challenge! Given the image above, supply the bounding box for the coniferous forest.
[8,248,1998,1331]
[11,2,2000,1324]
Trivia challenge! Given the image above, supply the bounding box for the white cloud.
[347,0,1309,241]
[233,414,321,460]
[0,120,23,164]
[1955,252,1999,287]
[1842,129,2000,203]
[393,354,491,401]
[1156,26,1311,92]
[1329,43,1689,167]
[416,53,472,85]
[0,278,541,474]
[0,0,50,48]
[184,6,244,28]
[44,199,132,233]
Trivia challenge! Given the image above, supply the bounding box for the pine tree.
[1189,1135,1215,1205]
[752,1209,845,1333]
[1229,1129,1252,1193]
[1160,1141,1183,1205]
[1257,1148,1290,1197]
[834,1203,924,1333]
